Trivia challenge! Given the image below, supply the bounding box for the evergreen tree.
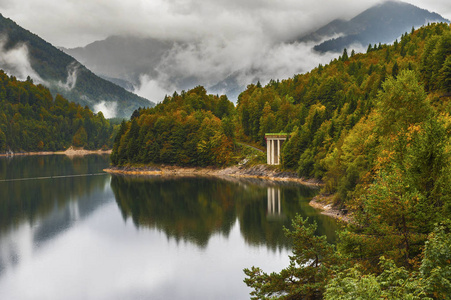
[244,216,340,299]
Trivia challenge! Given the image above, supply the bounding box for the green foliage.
[326,220,451,300]
[375,70,430,136]
[439,56,451,93]
[0,14,151,118]
[337,111,451,269]
[244,215,340,299]
[242,23,451,299]
[420,27,451,92]
[72,126,88,147]
[246,219,451,300]
[111,86,236,167]
[325,257,427,299]
[0,71,113,152]
[420,220,451,299]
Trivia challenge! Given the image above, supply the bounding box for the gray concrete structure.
[265,133,289,165]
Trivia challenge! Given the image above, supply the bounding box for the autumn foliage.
[244,23,451,299]
[0,71,113,152]
[111,86,236,167]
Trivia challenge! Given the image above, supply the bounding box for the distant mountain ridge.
[299,0,449,52]
[0,14,154,119]
[60,1,450,103]
[61,35,174,87]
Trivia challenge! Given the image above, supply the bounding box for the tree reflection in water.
[0,155,110,233]
[111,175,338,250]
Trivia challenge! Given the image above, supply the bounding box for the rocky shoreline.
[309,195,352,223]
[104,164,322,187]
[104,164,354,221]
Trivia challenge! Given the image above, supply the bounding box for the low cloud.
[56,62,80,91]
[93,101,117,119]
[133,74,175,104]
[134,35,340,102]
[0,0,386,48]
[0,35,44,83]
[0,35,116,118]
[2,0,448,105]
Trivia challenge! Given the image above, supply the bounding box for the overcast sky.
[0,0,449,48]
[0,0,449,107]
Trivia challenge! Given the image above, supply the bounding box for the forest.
[112,22,451,299]
[0,71,114,152]
[241,23,451,299]
[0,13,152,118]
[111,86,236,167]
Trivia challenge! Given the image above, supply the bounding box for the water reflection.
[267,187,283,217]
[0,156,340,300]
[111,175,337,250]
[0,155,111,275]
[112,175,236,247]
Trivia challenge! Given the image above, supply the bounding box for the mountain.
[299,0,449,53]
[0,70,114,152]
[62,36,247,101]
[0,14,154,119]
[61,35,174,87]
[60,1,449,104]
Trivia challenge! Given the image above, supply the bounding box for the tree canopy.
[111,86,236,167]
[243,23,451,299]
[0,71,114,152]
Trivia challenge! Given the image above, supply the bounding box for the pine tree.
[244,216,340,299]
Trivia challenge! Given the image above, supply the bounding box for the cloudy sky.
[0,0,449,48]
[0,0,450,105]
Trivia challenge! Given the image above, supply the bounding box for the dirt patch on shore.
[63,147,112,156]
[309,195,352,223]
[0,147,111,157]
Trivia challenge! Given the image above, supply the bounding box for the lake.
[0,155,338,300]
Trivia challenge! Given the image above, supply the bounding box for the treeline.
[0,71,114,152]
[237,22,451,203]
[244,23,451,299]
[111,86,236,167]
[0,14,152,119]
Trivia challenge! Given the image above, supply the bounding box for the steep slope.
[299,0,449,53]
[0,14,154,119]
[0,70,114,152]
[62,35,174,87]
[61,1,449,105]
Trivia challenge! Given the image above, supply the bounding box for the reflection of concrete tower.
[267,187,282,217]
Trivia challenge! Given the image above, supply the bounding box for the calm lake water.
[0,155,338,300]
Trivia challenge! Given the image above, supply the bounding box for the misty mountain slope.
[0,14,154,119]
[63,35,248,101]
[300,0,449,53]
[61,1,449,104]
[62,35,174,85]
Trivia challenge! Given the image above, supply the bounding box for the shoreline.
[2,150,348,222]
[104,164,323,187]
[309,195,352,223]
[105,165,351,221]
[0,147,112,157]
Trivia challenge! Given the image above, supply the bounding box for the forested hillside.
[109,24,451,298]
[301,0,449,53]
[111,86,236,167]
[243,22,451,299]
[238,22,451,203]
[0,71,114,152]
[0,14,153,118]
